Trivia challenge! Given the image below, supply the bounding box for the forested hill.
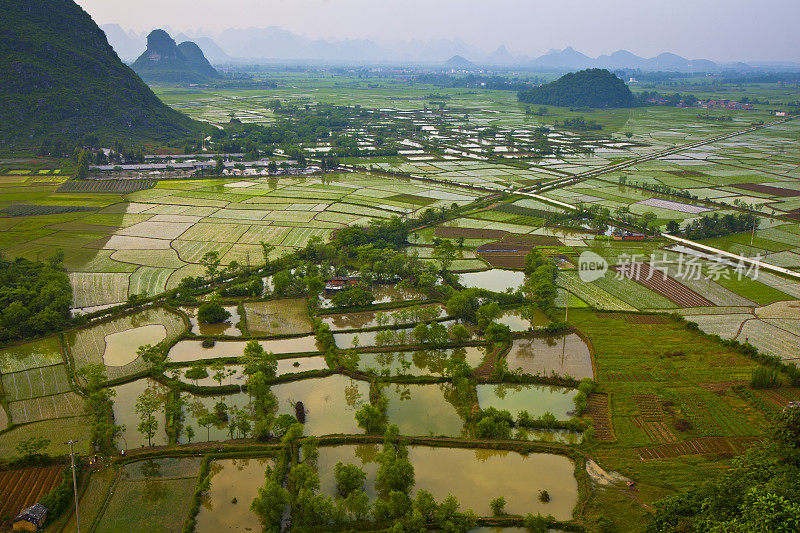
[132,30,221,84]
[0,0,204,149]
[518,68,635,108]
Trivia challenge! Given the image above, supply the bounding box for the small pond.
[384,383,467,437]
[181,306,242,337]
[496,308,550,332]
[321,303,446,331]
[459,269,525,293]
[178,356,329,387]
[356,346,488,376]
[168,336,320,362]
[333,320,456,348]
[103,325,166,366]
[476,383,577,419]
[112,378,169,450]
[195,458,274,533]
[315,445,578,519]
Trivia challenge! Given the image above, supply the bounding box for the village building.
[11,503,48,532]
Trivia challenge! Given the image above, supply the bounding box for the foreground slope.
[0,0,202,148]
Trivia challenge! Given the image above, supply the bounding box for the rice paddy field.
[1,74,799,533]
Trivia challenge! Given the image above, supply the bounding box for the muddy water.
[319,284,428,309]
[476,383,577,419]
[459,269,525,293]
[195,458,274,533]
[333,320,457,348]
[183,375,368,439]
[178,357,329,387]
[272,375,367,435]
[168,336,320,362]
[315,445,578,519]
[384,383,467,437]
[505,334,593,380]
[497,308,550,332]
[112,379,169,449]
[372,285,428,304]
[321,304,446,331]
[103,325,167,366]
[356,346,488,376]
[183,392,252,443]
[181,306,242,337]
[317,444,380,499]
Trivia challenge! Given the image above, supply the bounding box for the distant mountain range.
[131,29,220,84]
[100,25,799,71]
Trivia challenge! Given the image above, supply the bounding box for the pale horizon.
[75,0,800,63]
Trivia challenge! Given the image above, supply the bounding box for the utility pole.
[69,440,81,533]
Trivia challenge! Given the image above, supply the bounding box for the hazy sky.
[76,0,800,62]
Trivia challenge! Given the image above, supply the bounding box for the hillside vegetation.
[518,68,635,108]
[0,0,203,149]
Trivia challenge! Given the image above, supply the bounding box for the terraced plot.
[9,391,85,424]
[66,307,187,380]
[0,336,63,374]
[1,364,72,401]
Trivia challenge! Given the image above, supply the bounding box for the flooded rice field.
[168,336,320,362]
[112,379,169,449]
[504,334,593,380]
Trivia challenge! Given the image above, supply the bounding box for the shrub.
[751,366,781,389]
[198,301,231,324]
[523,513,549,533]
[201,339,215,348]
[538,489,550,503]
[490,496,506,516]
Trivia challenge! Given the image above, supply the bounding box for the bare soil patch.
[732,183,800,197]
[586,393,615,441]
[636,437,760,460]
[434,226,508,240]
[613,263,713,308]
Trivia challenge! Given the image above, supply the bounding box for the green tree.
[334,462,367,497]
[251,477,289,530]
[184,365,208,386]
[432,239,457,272]
[490,496,506,516]
[16,436,50,460]
[135,386,162,447]
[200,251,221,279]
[198,295,231,324]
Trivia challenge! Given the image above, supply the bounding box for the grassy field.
[570,309,770,531]
[93,461,200,533]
